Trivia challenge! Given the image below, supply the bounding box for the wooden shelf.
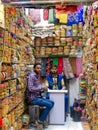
[5,29,31,44]
[8,100,24,114]
[35,54,69,58]
[82,122,91,130]
[0,91,17,101]
[1,77,18,82]
[60,36,83,39]
[32,45,83,48]
[0,26,5,30]
[35,54,81,58]
[94,26,98,29]
[32,45,67,47]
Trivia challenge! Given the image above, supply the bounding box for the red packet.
[0,118,2,127]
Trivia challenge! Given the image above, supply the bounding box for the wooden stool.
[29,104,40,123]
[29,104,49,126]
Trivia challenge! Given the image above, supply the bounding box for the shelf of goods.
[32,24,83,57]
[82,4,98,130]
[31,22,83,79]
[79,79,87,108]
[0,5,34,130]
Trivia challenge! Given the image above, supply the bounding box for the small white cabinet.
[48,90,68,125]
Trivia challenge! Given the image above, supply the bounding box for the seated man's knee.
[50,101,54,108]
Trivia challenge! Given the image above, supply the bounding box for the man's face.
[51,66,57,74]
[34,65,41,74]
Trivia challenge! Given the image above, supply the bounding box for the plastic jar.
[52,47,58,55]
[35,47,40,55]
[64,46,70,55]
[35,37,41,46]
[45,47,52,55]
[40,47,45,55]
[60,37,66,45]
[54,37,60,46]
[60,29,66,37]
[42,37,47,46]
[58,46,64,55]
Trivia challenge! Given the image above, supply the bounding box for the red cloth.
[58,58,63,74]
[55,4,78,14]
[0,118,2,127]
[43,9,49,20]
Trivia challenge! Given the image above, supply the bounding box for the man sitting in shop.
[26,63,54,130]
[46,64,68,116]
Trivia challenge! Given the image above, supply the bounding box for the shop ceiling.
[2,0,97,8]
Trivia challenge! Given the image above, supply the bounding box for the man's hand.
[42,86,48,91]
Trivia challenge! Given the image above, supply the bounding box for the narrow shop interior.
[0,0,98,130]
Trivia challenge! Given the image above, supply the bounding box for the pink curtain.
[29,9,41,22]
[76,57,82,77]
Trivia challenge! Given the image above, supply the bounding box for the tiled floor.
[27,114,84,130]
[45,114,83,130]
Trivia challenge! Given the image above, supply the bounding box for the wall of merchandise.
[0,5,34,130]
[82,3,98,130]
